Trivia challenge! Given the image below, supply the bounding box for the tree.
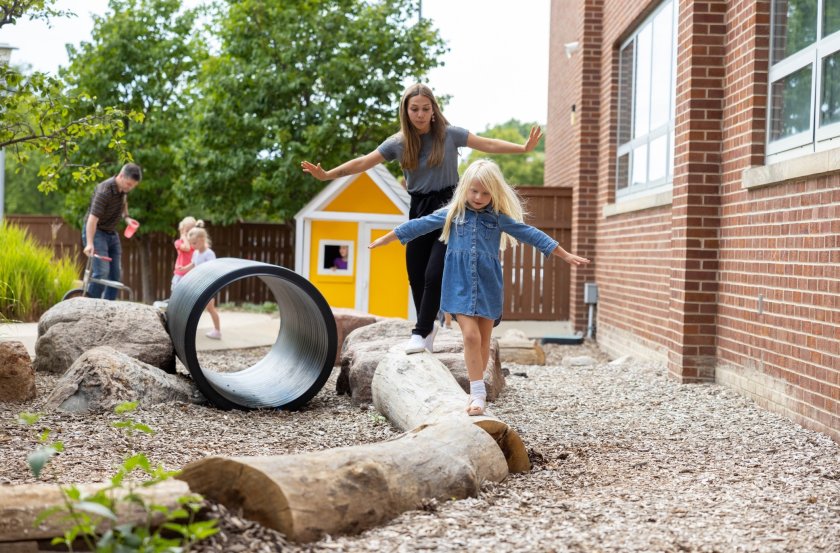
[58,0,208,302]
[462,119,545,186]
[4,147,65,214]
[0,1,142,193]
[183,0,446,223]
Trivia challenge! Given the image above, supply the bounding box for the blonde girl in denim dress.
[370,160,589,415]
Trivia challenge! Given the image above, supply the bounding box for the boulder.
[34,298,175,374]
[43,346,199,412]
[497,328,546,365]
[0,341,37,402]
[330,307,377,366]
[337,319,505,405]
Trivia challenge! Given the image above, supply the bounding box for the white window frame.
[615,0,678,201]
[316,239,354,276]
[767,0,840,162]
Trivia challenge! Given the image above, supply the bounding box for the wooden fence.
[7,186,572,319]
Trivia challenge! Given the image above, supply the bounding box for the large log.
[337,319,505,404]
[178,417,507,543]
[371,351,531,473]
[0,479,191,543]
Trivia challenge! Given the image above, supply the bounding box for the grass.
[0,221,80,322]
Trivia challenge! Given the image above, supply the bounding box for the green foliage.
[184,0,446,223]
[0,0,72,27]
[462,119,545,186]
[21,402,219,551]
[18,411,65,478]
[0,220,78,321]
[4,147,66,214]
[0,63,143,194]
[1,2,143,197]
[58,0,210,235]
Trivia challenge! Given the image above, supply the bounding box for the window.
[317,240,353,276]
[767,0,840,160]
[616,0,678,199]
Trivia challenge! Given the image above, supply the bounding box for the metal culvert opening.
[166,258,337,410]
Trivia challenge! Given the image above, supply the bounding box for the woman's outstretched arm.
[301,150,386,181]
[466,126,542,154]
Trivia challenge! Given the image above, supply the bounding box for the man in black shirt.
[82,163,142,299]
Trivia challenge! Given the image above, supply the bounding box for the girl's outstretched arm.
[551,245,590,266]
[301,150,385,181]
[466,126,542,154]
[369,231,398,249]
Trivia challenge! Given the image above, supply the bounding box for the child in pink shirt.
[172,217,202,291]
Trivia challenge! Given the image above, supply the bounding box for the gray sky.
[0,0,550,133]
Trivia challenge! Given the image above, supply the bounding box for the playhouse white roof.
[295,164,409,219]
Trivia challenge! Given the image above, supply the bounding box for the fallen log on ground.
[177,417,507,543]
[0,479,191,543]
[371,350,531,473]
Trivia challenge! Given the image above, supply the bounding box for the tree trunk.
[178,417,508,543]
[0,479,190,543]
[371,351,531,473]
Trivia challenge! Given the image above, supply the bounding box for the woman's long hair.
[398,83,448,171]
[440,159,525,251]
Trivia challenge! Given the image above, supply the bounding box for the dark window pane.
[618,42,635,145]
[769,64,813,140]
[821,49,840,126]
[825,0,840,37]
[772,0,817,63]
[617,153,630,190]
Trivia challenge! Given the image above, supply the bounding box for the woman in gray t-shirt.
[301,83,542,354]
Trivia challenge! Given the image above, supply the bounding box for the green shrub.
[0,221,79,322]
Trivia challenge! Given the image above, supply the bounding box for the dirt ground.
[1,341,839,552]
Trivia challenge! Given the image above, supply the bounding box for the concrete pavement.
[0,310,573,360]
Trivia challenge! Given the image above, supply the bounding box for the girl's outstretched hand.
[301,160,329,180]
[523,126,543,152]
[369,231,397,250]
[552,246,590,266]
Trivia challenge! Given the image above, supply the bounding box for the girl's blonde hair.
[187,226,211,248]
[398,83,449,171]
[178,216,204,233]
[440,159,525,251]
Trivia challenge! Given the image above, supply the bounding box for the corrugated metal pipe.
[166,258,336,410]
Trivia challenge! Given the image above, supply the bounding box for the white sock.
[469,380,486,408]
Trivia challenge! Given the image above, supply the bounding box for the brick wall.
[547,0,840,442]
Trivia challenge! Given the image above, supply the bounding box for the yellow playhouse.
[294,164,413,319]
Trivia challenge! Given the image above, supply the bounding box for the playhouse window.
[767,0,840,161]
[317,241,353,276]
[615,0,677,200]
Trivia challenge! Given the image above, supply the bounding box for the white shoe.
[206,329,222,340]
[404,334,426,354]
[424,322,439,353]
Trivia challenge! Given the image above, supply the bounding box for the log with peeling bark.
[177,417,507,543]
[371,351,531,473]
[0,479,191,544]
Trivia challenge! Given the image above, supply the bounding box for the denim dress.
[394,206,559,320]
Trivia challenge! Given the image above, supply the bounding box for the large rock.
[337,319,505,405]
[0,341,37,402]
[330,307,377,366]
[43,346,200,412]
[497,328,546,365]
[34,298,175,374]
